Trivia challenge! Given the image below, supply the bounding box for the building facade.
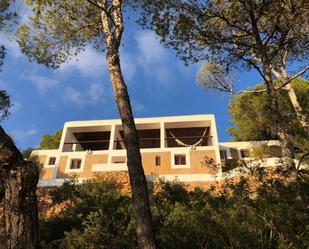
[33,114,281,185]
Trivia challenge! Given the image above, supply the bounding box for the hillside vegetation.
[2,166,307,249]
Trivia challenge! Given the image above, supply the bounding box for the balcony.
[114,129,161,150]
[62,129,111,152]
[165,127,212,148]
[62,121,214,152]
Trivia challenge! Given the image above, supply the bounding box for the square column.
[108,124,116,151]
[160,122,165,149]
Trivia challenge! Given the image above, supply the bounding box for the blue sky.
[0,11,263,150]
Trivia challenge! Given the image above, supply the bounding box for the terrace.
[61,119,214,152]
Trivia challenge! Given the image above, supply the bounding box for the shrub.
[40,169,309,249]
[40,177,135,249]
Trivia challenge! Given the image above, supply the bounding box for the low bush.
[40,168,309,249]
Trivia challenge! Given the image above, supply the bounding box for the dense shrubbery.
[39,168,309,249]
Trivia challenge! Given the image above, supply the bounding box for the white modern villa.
[32,114,282,186]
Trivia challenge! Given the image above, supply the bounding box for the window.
[174,154,186,165]
[155,156,161,166]
[48,157,56,165]
[220,150,227,160]
[70,159,82,169]
[240,149,250,158]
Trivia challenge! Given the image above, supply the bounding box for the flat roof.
[64,114,216,127]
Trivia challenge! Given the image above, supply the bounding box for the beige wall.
[84,154,108,177]
[56,154,108,179]
[37,155,47,167]
[38,155,53,180]
[141,150,217,175]
[38,149,217,181]
[40,168,54,180]
[57,156,68,178]
[189,150,217,174]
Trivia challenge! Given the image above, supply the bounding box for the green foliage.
[138,0,308,69]
[0,45,5,69]
[40,170,309,249]
[40,178,136,249]
[222,159,242,172]
[228,78,309,141]
[196,62,235,93]
[0,0,13,30]
[0,89,11,120]
[250,144,282,160]
[17,0,102,68]
[22,147,35,159]
[17,1,137,69]
[39,129,62,149]
[0,0,17,69]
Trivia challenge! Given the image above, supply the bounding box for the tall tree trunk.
[280,68,309,135]
[285,83,309,134]
[262,64,295,167]
[106,49,156,249]
[100,1,156,248]
[0,125,40,249]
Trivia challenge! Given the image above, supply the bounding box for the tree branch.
[275,65,309,92]
[85,0,115,26]
[234,65,309,95]
[85,0,106,11]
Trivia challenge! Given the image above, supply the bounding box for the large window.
[70,159,82,169]
[174,154,186,165]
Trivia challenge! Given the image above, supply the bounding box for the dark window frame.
[174,154,186,165]
[70,159,82,169]
[240,149,250,158]
[155,156,161,166]
[220,150,227,160]
[48,157,56,165]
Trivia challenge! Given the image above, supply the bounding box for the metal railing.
[62,135,214,151]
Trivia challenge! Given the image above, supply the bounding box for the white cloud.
[11,128,38,140]
[135,31,175,88]
[120,52,136,81]
[87,83,105,104]
[25,74,59,94]
[132,100,146,113]
[153,66,175,89]
[63,83,106,106]
[59,48,107,78]
[63,86,81,105]
[135,31,167,63]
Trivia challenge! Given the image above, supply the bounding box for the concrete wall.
[38,149,218,180]
[34,115,282,183]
